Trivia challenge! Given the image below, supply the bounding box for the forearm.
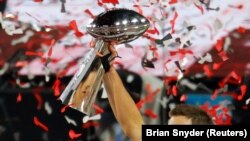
[103,67,143,141]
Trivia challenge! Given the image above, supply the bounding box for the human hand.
[91,39,119,72]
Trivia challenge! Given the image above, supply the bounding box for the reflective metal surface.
[60,8,150,115]
[87,8,150,44]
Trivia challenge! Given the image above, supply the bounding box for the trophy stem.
[60,40,108,115]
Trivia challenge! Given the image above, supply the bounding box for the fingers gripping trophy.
[59,8,150,115]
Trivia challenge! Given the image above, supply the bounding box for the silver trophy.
[59,8,150,115]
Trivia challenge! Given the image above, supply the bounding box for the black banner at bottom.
[142,125,250,140]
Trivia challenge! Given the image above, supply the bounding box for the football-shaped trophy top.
[87,8,150,44]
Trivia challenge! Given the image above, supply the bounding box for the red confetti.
[170,12,178,34]
[169,0,178,4]
[215,38,224,52]
[69,129,82,139]
[211,89,219,100]
[203,64,213,77]
[219,71,242,87]
[218,51,229,61]
[102,0,119,6]
[237,84,247,101]
[48,39,55,57]
[136,100,144,109]
[146,23,160,35]
[230,4,244,10]
[194,3,204,15]
[93,104,104,114]
[16,93,22,103]
[237,26,246,33]
[34,116,48,132]
[69,20,84,37]
[84,9,95,19]
[133,5,143,15]
[180,94,187,102]
[25,51,44,57]
[169,49,193,56]
[61,105,69,113]
[97,0,103,6]
[15,61,28,67]
[163,59,172,72]
[83,122,100,128]
[52,78,61,97]
[144,109,157,119]
[34,92,43,110]
[144,84,161,103]
[212,62,223,70]
[34,0,43,2]
[172,85,178,96]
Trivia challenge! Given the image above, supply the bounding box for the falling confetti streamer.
[84,9,95,19]
[48,39,55,57]
[180,94,187,102]
[102,0,119,6]
[218,51,229,61]
[169,0,178,5]
[69,20,84,37]
[82,114,101,123]
[157,97,169,109]
[197,53,213,64]
[69,129,81,139]
[34,92,43,110]
[33,116,48,132]
[25,51,44,57]
[211,89,219,100]
[203,64,213,77]
[237,26,246,33]
[246,98,250,105]
[215,38,224,52]
[194,2,204,15]
[16,93,22,103]
[93,104,104,114]
[83,122,100,128]
[52,78,61,97]
[65,116,77,126]
[170,11,178,34]
[61,105,69,113]
[237,84,247,101]
[144,109,157,119]
[44,102,52,115]
[172,85,178,96]
[33,0,43,2]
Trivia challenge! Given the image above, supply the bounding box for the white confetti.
[223,37,231,51]
[214,18,223,33]
[180,79,198,91]
[197,53,213,64]
[246,98,250,105]
[11,30,34,46]
[156,96,169,109]
[44,102,52,115]
[169,103,176,110]
[82,114,101,123]
[82,116,89,123]
[127,74,134,83]
[64,116,77,126]
[0,63,9,75]
[44,66,51,82]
